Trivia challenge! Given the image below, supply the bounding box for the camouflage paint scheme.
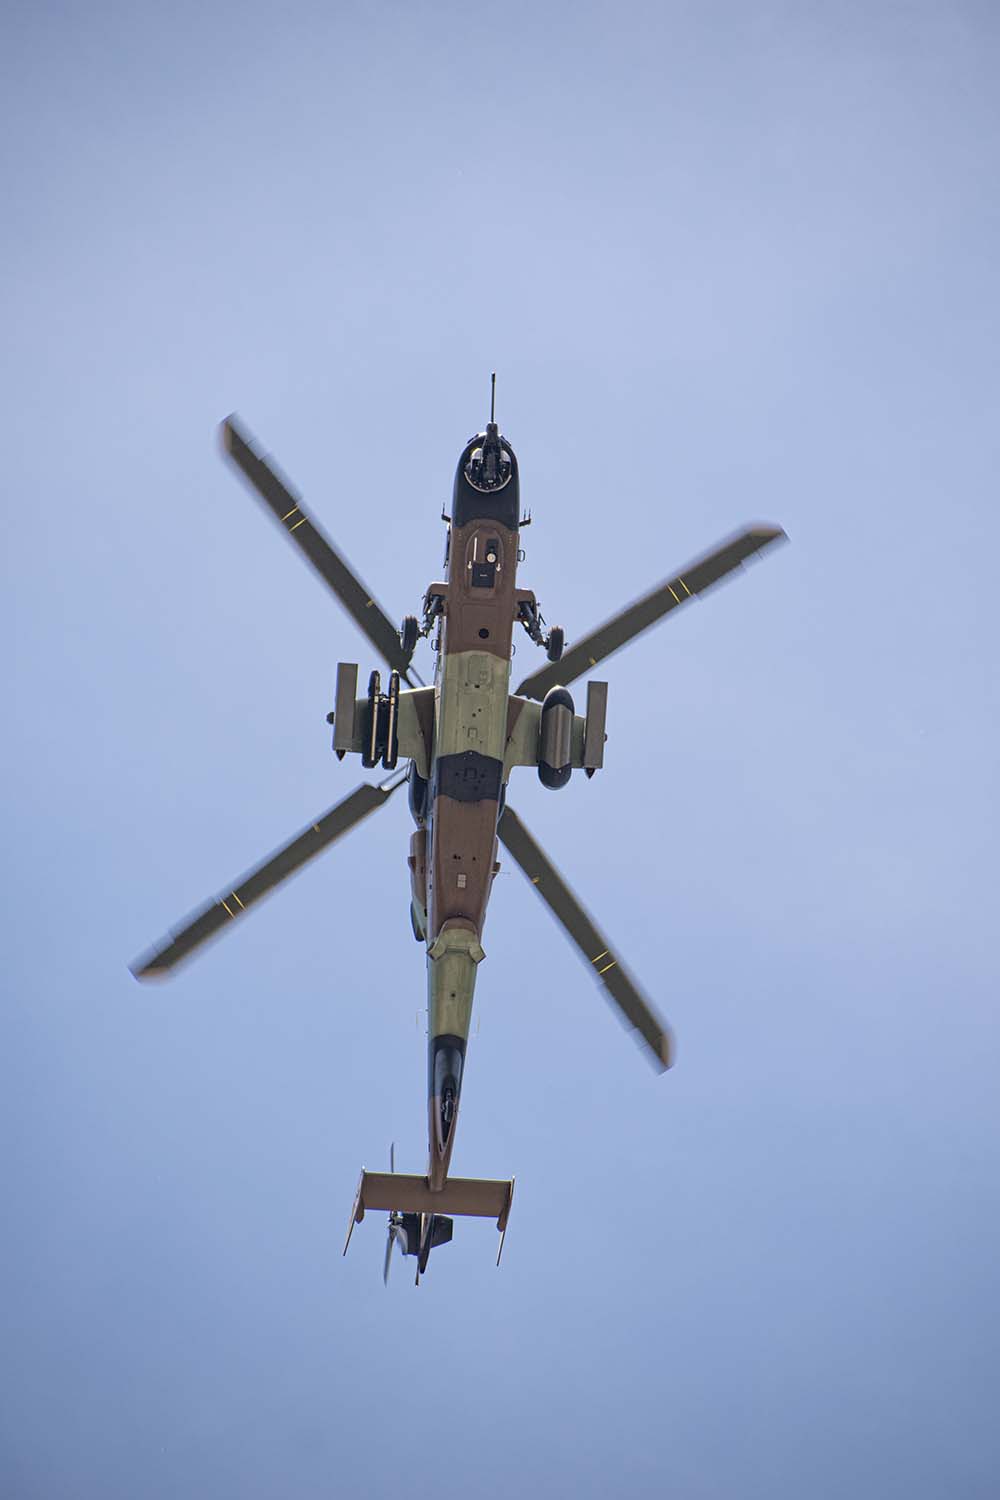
[336,430,619,1193]
[417,429,525,1189]
[130,409,786,1275]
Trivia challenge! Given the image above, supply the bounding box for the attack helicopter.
[131,381,787,1282]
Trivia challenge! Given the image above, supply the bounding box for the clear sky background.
[3,2,998,1496]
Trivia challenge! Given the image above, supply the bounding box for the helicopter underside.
[129,405,785,1285]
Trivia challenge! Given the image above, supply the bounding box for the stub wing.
[332,669,435,778]
[504,695,590,775]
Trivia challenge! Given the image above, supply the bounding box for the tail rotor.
[382,1143,404,1286]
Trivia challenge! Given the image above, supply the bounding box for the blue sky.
[3,3,998,1496]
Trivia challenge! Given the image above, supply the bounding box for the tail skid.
[343,1170,515,1277]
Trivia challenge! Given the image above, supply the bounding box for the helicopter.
[130,380,787,1282]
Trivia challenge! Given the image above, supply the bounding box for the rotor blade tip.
[129,961,167,983]
[752,523,788,545]
[219,414,247,454]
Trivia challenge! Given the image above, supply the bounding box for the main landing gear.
[400,615,419,655]
[518,600,564,662]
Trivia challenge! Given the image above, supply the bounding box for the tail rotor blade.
[383,1149,398,1283]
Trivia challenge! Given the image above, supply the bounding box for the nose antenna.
[490,371,496,426]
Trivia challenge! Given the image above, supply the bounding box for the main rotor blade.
[221,415,415,679]
[497,806,673,1071]
[130,780,399,981]
[516,525,787,700]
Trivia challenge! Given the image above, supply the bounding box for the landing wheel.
[400,615,419,655]
[546,626,564,662]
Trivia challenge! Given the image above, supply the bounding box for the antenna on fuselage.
[490,371,496,425]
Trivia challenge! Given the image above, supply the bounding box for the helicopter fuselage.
[421,427,525,1188]
[131,402,785,1282]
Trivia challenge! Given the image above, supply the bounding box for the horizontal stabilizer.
[349,1172,514,1229]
